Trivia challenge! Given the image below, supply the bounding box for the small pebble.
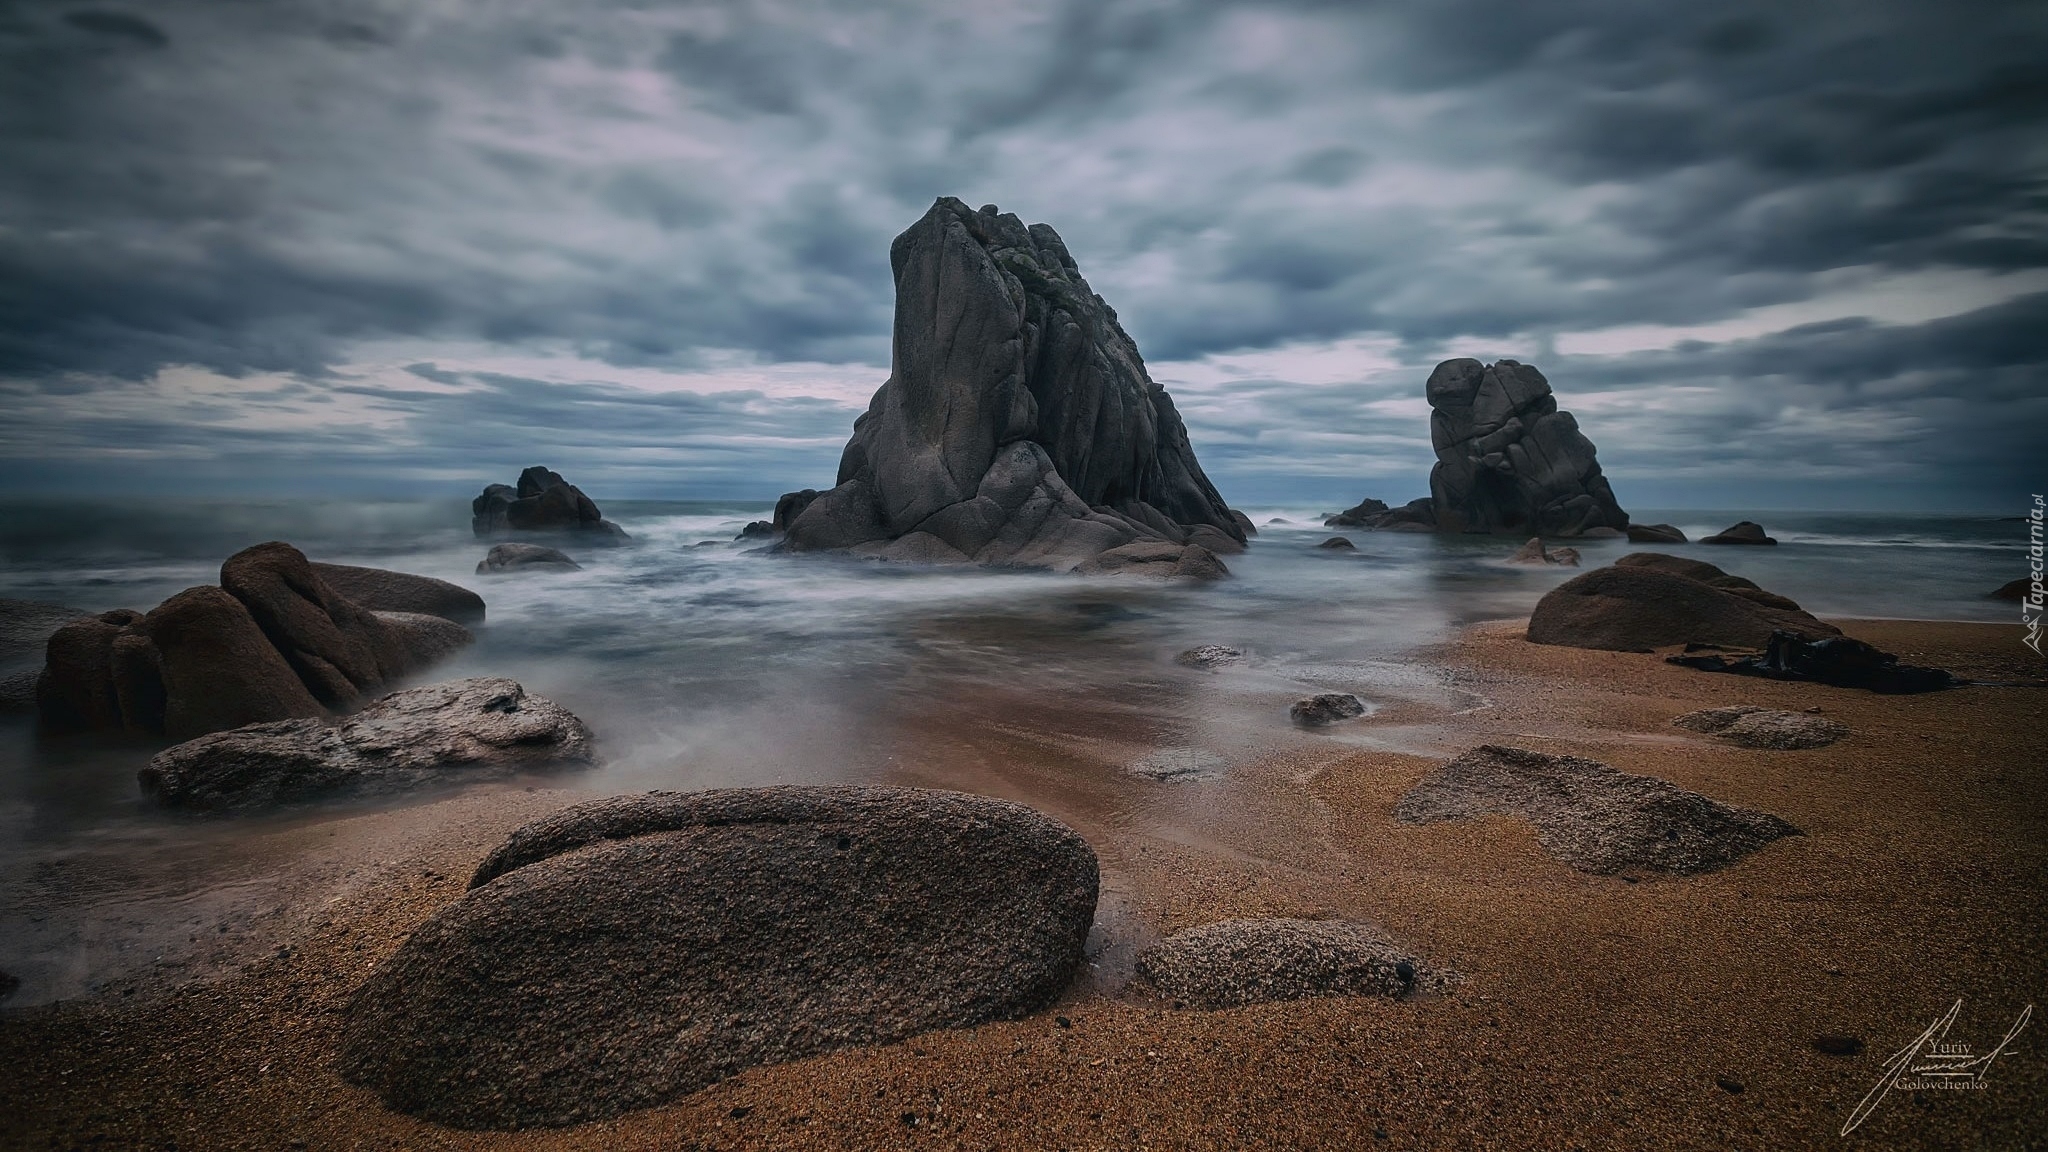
[1715,1075,1745,1094]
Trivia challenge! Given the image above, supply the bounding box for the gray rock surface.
[1395,744,1799,874]
[476,543,581,573]
[1673,705,1848,750]
[1135,919,1452,1008]
[1702,520,1776,545]
[1425,359,1628,537]
[140,678,592,810]
[1526,554,1839,651]
[1626,523,1688,544]
[340,785,1099,1128]
[310,563,485,625]
[1174,645,1243,669]
[1071,540,1228,581]
[1291,693,1366,725]
[779,198,1241,573]
[472,466,629,543]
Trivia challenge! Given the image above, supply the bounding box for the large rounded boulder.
[1527,554,1838,651]
[338,786,1100,1129]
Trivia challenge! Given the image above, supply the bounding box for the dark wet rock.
[1715,1076,1745,1095]
[1072,541,1228,581]
[1316,536,1357,551]
[1702,520,1776,545]
[0,669,36,712]
[1813,1034,1866,1057]
[1291,693,1366,725]
[476,543,581,574]
[0,968,17,1001]
[1425,359,1628,537]
[780,199,1243,571]
[140,678,592,811]
[1325,497,1388,527]
[1135,919,1452,1008]
[374,612,474,669]
[1507,538,1579,567]
[1673,705,1848,749]
[309,563,485,625]
[1328,497,1436,532]
[1186,523,1246,555]
[221,542,420,708]
[472,466,628,543]
[1667,631,1959,694]
[1,598,93,670]
[1394,744,1800,875]
[772,489,820,532]
[1230,510,1258,538]
[1174,645,1243,669]
[1991,578,2035,602]
[1527,555,1838,652]
[736,520,777,541]
[1626,523,1687,544]
[340,786,1099,1128]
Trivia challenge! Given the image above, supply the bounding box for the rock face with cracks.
[1394,745,1800,875]
[779,198,1242,574]
[1425,359,1628,537]
[1135,919,1452,1008]
[339,785,1100,1129]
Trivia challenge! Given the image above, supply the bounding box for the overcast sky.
[2,0,2042,511]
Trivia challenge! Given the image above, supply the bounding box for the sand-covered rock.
[1291,694,1365,725]
[1174,645,1243,669]
[140,678,591,811]
[475,542,581,573]
[1135,919,1450,1008]
[309,563,485,625]
[339,786,1099,1129]
[1702,520,1776,545]
[1673,705,1848,750]
[1526,555,1838,651]
[1425,359,1628,537]
[472,466,629,542]
[1394,745,1799,875]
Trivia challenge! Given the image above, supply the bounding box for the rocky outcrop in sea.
[1426,358,1629,537]
[776,198,1242,577]
[472,466,629,543]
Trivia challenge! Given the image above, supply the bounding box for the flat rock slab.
[1135,919,1452,1009]
[1291,693,1366,725]
[1393,744,1799,875]
[340,786,1099,1129]
[140,677,592,811]
[1673,705,1849,750]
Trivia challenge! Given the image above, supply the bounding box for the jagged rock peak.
[1426,359,1628,537]
[780,197,1242,577]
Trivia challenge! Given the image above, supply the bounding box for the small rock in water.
[1135,918,1452,1009]
[1989,578,2031,601]
[476,543,581,574]
[1672,705,1848,750]
[1129,747,1224,782]
[735,521,776,541]
[1626,523,1687,544]
[1506,538,1579,567]
[1316,536,1357,551]
[1291,694,1366,726]
[1174,645,1243,669]
[1702,520,1776,546]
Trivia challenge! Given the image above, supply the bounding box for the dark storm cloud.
[0,0,2042,503]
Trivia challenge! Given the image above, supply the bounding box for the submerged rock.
[140,678,592,811]
[1325,497,1437,532]
[1394,744,1800,875]
[472,466,629,543]
[1673,705,1848,750]
[1135,919,1451,1008]
[1702,520,1776,545]
[1174,645,1243,669]
[1,598,91,712]
[310,563,486,625]
[1626,523,1687,544]
[476,543,581,574]
[339,786,1099,1129]
[1425,359,1628,537]
[777,198,1242,573]
[1526,554,1838,652]
[1990,578,2034,602]
[1291,693,1366,726]
[1507,538,1580,567]
[1667,631,1959,694]
[1316,536,1357,551]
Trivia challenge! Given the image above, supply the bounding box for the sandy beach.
[3,616,2043,1150]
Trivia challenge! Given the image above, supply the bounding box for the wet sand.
[3,618,2043,1150]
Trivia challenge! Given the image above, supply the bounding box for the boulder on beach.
[1507,538,1579,567]
[471,466,629,543]
[1702,520,1776,545]
[1626,523,1687,544]
[1174,645,1243,669]
[140,678,592,811]
[1394,744,1800,875]
[1425,359,1629,537]
[1667,631,1958,694]
[776,198,1243,574]
[1135,919,1451,1009]
[1673,705,1848,750]
[476,543,581,574]
[1291,693,1366,725]
[309,563,485,625]
[339,786,1099,1129]
[1526,554,1838,652]
[35,543,471,739]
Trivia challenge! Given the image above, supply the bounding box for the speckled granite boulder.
[1673,705,1848,750]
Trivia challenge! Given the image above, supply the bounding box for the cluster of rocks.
[1506,538,1580,567]
[36,543,475,740]
[772,199,1244,579]
[338,786,1099,1128]
[1669,631,1958,694]
[141,677,593,810]
[1526,553,1838,652]
[1394,744,1800,875]
[1324,497,1437,533]
[472,466,628,543]
[1672,705,1848,750]
[1134,918,1451,1009]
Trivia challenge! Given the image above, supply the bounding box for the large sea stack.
[1426,359,1628,537]
[778,198,1243,575]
